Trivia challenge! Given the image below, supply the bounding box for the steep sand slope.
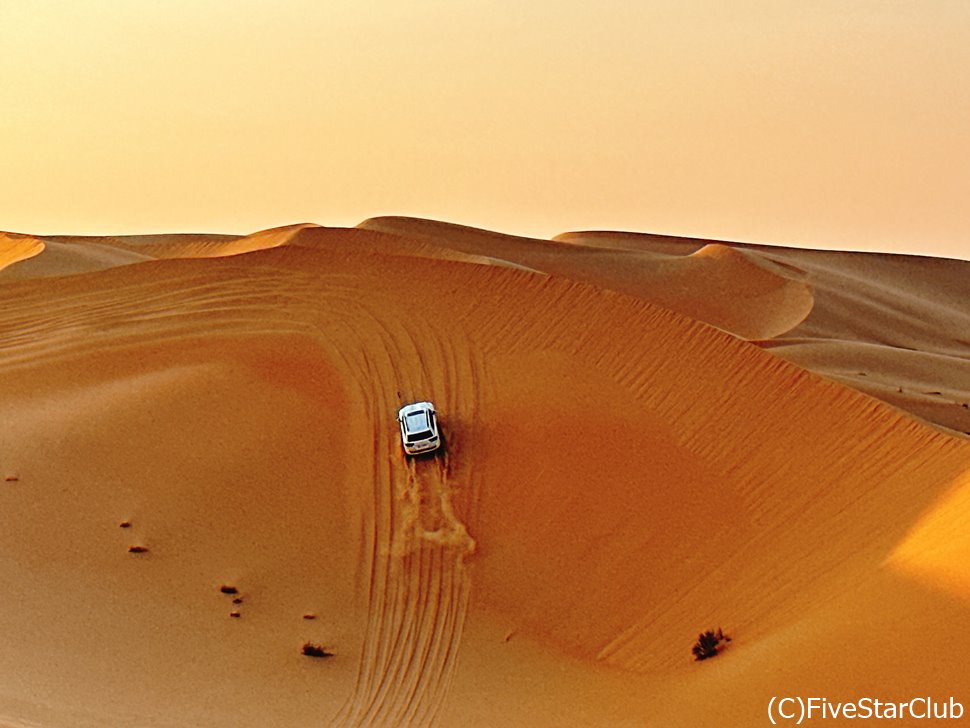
[763,250,970,434]
[560,230,970,436]
[2,237,969,726]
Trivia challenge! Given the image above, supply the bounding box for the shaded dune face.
[40,231,244,259]
[0,232,227,281]
[2,235,970,726]
[554,226,970,437]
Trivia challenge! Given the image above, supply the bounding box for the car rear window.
[406,430,433,443]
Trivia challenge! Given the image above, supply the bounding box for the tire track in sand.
[332,311,476,728]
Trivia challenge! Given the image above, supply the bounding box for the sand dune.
[0,239,154,280]
[359,217,814,340]
[288,226,542,272]
[561,229,970,436]
[44,231,243,258]
[0,232,238,280]
[1,221,969,726]
[116,223,317,259]
[0,233,46,274]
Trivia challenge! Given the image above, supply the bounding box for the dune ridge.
[0,233,46,273]
[359,216,815,340]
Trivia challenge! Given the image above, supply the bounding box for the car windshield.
[406,430,433,443]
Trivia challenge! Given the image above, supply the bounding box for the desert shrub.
[692,628,730,661]
[302,642,333,658]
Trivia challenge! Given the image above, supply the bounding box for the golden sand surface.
[1,220,968,726]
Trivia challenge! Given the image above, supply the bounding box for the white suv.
[397,401,442,455]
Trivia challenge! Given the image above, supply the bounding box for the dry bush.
[302,642,333,658]
[692,628,731,661]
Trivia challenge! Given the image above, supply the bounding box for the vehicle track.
[332,313,476,728]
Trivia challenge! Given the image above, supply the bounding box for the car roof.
[398,401,435,418]
[402,411,429,431]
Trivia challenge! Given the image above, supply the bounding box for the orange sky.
[2,1,968,259]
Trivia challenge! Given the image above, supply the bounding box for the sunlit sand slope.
[2,236,969,726]
[0,233,46,273]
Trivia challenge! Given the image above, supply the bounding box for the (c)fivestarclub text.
[768,696,964,723]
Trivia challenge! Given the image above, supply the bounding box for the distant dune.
[0,232,46,273]
[1,218,968,726]
[360,217,815,340]
[560,229,970,436]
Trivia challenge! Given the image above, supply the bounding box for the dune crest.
[552,229,707,256]
[0,232,45,273]
[105,224,318,259]
[359,216,814,339]
[648,242,815,339]
[0,233,155,280]
[290,225,541,271]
